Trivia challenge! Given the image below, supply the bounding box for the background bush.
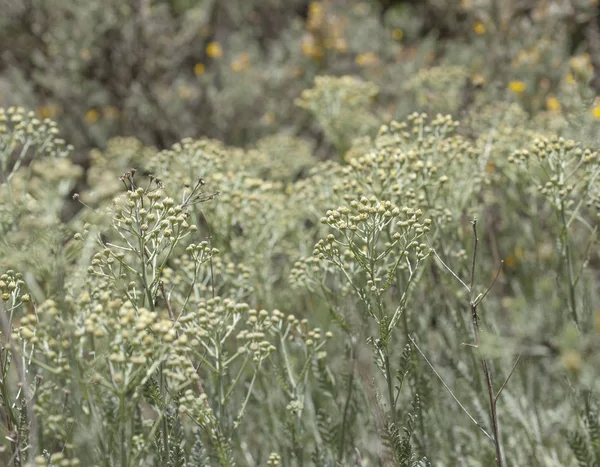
[1,1,600,466]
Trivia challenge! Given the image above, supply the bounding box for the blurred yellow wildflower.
[85,109,100,124]
[569,53,592,73]
[355,52,378,67]
[262,111,275,125]
[194,63,206,76]
[569,54,594,83]
[566,73,576,85]
[177,85,192,100]
[36,105,58,119]
[325,36,348,52]
[504,246,523,268]
[103,106,120,120]
[508,81,526,93]
[561,350,582,373]
[545,95,561,112]
[333,37,348,52]
[591,104,600,120]
[473,22,486,35]
[206,41,223,58]
[301,36,324,59]
[307,2,325,31]
[80,48,91,60]
[392,28,404,40]
[472,73,486,87]
[231,52,250,72]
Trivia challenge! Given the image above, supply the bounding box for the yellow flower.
[392,28,404,40]
[504,247,523,268]
[261,111,275,125]
[591,104,600,120]
[546,95,561,112]
[230,52,249,72]
[301,41,313,57]
[230,61,243,73]
[103,106,120,120]
[471,73,486,87]
[333,37,348,52]
[85,109,100,124]
[570,53,593,82]
[508,80,526,93]
[206,41,223,59]
[355,52,378,67]
[177,85,192,100]
[301,37,324,59]
[566,73,576,85]
[194,63,206,76]
[36,105,58,119]
[307,2,325,31]
[561,350,582,373]
[473,22,486,35]
[569,53,592,73]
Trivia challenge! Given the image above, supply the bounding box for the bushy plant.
[3,1,600,466]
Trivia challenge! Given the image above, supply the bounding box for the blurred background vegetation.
[2,0,600,157]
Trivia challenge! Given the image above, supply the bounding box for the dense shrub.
[1,1,600,466]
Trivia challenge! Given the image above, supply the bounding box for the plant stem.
[338,344,356,462]
[469,219,503,467]
[560,202,578,325]
[138,235,154,311]
[384,353,396,423]
[119,390,127,467]
[159,363,169,463]
[472,301,503,466]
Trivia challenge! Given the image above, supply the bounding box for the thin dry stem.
[159,282,209,403]
[469,219,503,467]
[409,335,494,443]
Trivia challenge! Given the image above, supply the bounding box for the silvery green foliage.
[1,66,600,465]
